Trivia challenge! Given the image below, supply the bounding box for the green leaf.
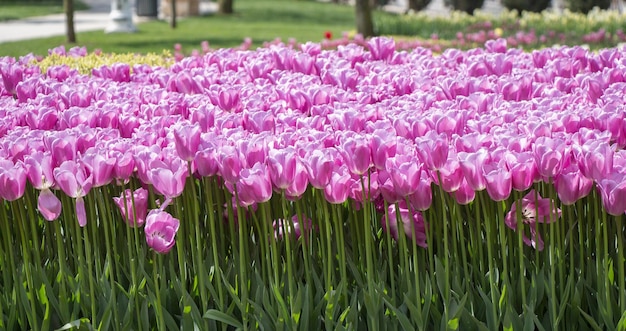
[447,318,460,330]
[617,310,626,331]
[203,309,244,329]
[578,307,603,331]
[54,318,94,331]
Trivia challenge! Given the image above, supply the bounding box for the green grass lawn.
[0,0,386,57]
[0,1,88,22]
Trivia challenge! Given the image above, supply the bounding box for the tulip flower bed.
[1,38,626,330]
[376,8,626,51]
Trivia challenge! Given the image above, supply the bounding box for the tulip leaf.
[203,309,243,329]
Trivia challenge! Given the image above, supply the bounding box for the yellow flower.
[494,28,503,37]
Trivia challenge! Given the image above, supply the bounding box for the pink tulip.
[437,158,464,193]
[555,163,593,205]
[533,137,567,179]
[367,37,396,62]
[173,123,202,162]
[149,157,187,199]
[144,210,180,254]
[81,149,116,187]
[286,160,309,199]
[0,159,27,201]
[324,166,352,204]
[273,215,314,240]
[341,136,372,176]
[112,150,135,182]
[505,190,561,251]
[415,131,449,171]
[597,171,626,216]
[371,130,397,170]
[454,179,475,205]
[218,146,242,184]
[458,149,489,191]
[305,149,335,189]
[38,188,62,221]
[483,161,512,201]
[53,160,93,226]
[381,202,427,247]
[24,151,55,190]
[577,140,614,181]
[236,163,272,205]
[386,154,422,196]
[113,188,149,227]
[407,172,433,211]
[506,151,538,192]
[268,147,297,190]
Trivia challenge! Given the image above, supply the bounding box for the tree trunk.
[219,0,234,14]
[64,0,76,43]
[355,0,374,37]
[170,0,176,28]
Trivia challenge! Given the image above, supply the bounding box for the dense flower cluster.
[1,38,625,252]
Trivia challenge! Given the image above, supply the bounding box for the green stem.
[435,172,451,325]
[234,188,249,331]
[98,187,119,326]
[153,252,166,331]
[187,165,209,330]
[318,190,334,289]
[616,214,625,313]
[14,201,40,331]
[478,192,498,329]
[123,186,141,327]
[514,191,527,310]
[280,190,296,323]
[205,177,225,311]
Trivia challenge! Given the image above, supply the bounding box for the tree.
[355,0,374,37]
[170,0,177,28]
[219,0,233,14]
[64,0,76,43]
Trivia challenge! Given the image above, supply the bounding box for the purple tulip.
[458,149,489,191]
[381,201,427,247]
[323,167,352,204]
[273,215,314,240]
[268,147,297,191]
[415,131,449,171]
[506,151,538,192]
[237,163,272,205]
[144,210,180,254]
[386,154,422,197]
[454,179,476,205]
[340,136,372,176]
[577,140,614,181]
[505,190,561,251]
[483,161,512,201]
[53,160,93,226]
[304,149,335,190]
[173,123,202,162]
[407,172,433,211]
[597,171,626,216]
[367,37,396,62]
[533,137,567,179]
[218,145,243,184]
[555,163,593,205]
[0,159,27,201]
[149,157,187,199]
[113,188,149,227]
[81,149,116,187]
[38,188,62,221]
[24,151,55,190]
[285,160,309,199]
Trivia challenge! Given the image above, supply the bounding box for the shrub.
[502,0,551,13]
[444,0,486,14]
[566,0,611,13]
[408,0,432,11]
